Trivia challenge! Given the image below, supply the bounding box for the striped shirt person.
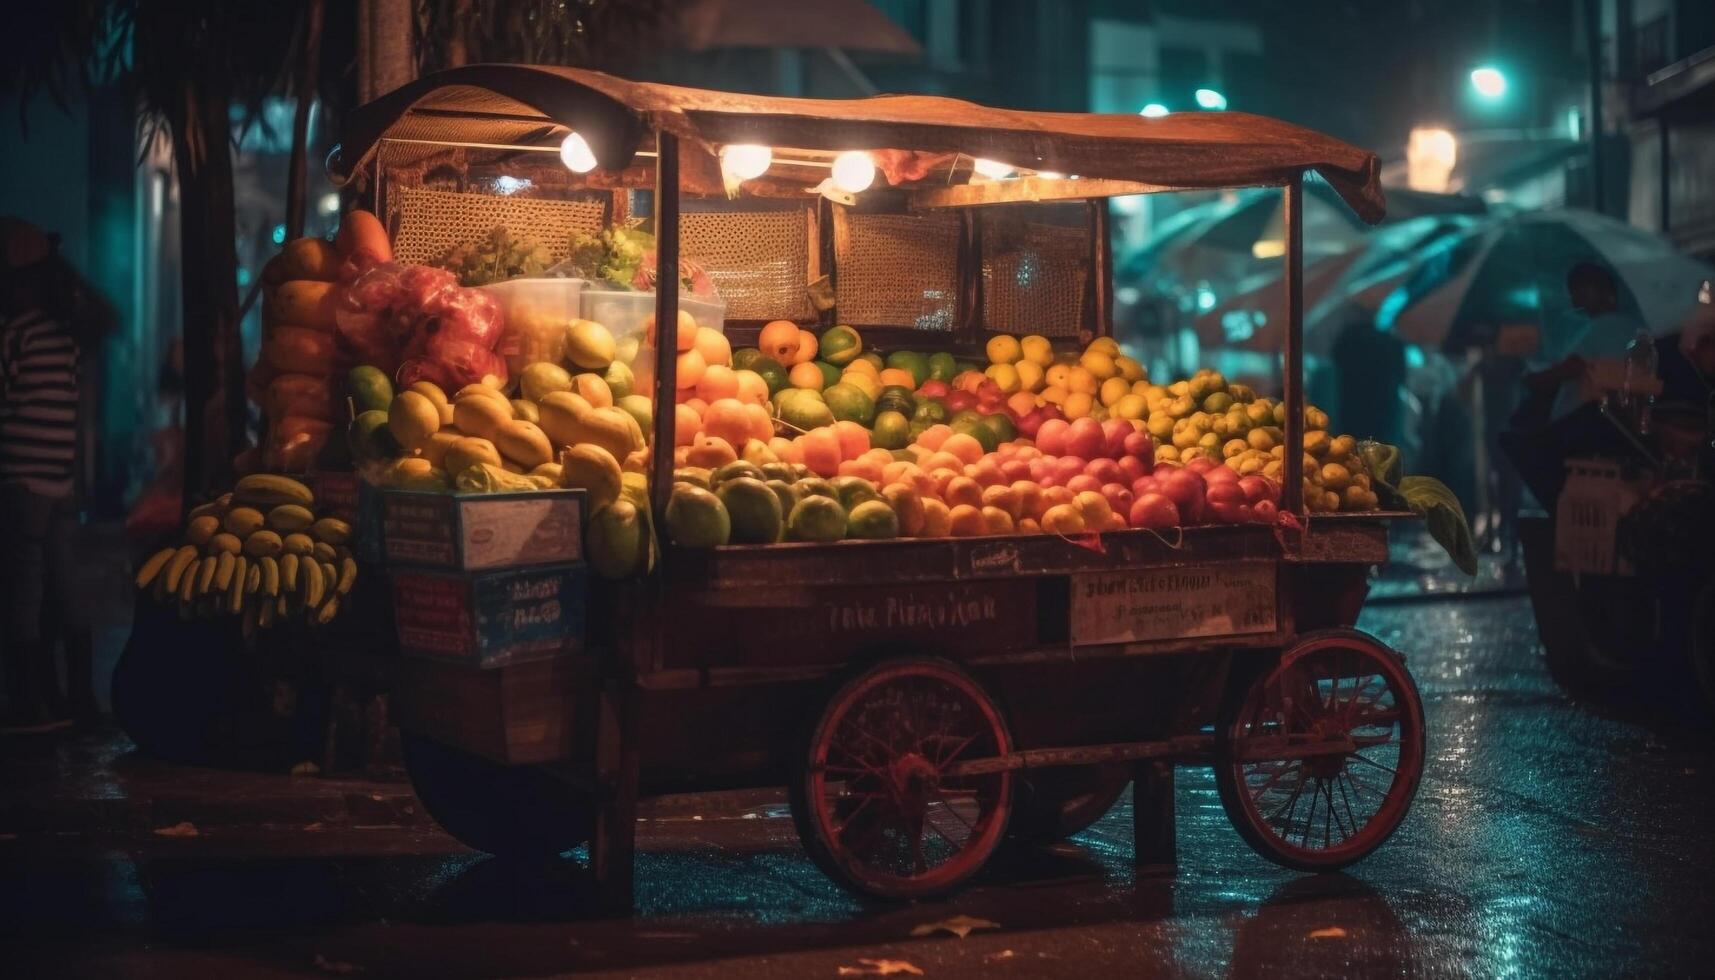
[1,309,80,499]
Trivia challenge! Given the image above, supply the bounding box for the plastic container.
[581,289,726,395]
[482,277,588,377]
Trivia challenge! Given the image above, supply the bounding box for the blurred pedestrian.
[0,217,104,732]
[1498,261,1647,508]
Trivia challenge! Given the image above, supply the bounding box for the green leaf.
[1398,476,1478,576]
[1357,441,1405,509]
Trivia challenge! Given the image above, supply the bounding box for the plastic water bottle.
[1622,328,1657,433]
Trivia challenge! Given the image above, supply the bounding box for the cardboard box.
[380,488,584,571]
[390,562,587,668]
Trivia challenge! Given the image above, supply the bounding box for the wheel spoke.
[931,791,977,834]
[1349,752,1398,776]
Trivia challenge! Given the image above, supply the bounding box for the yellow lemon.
[984,363,1021,394]
[841,370,880,401]
[1066,366,1098,395]
[1114,355,1145,382]
[1063,391,1094,419]
[1014,360,1045,392]
[1020,334,1054,366]
[1099,376,1131,407]
[1079,349,1116,381]
[985,334,1023,365]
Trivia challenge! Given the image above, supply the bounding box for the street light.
[1194,88,1227,111]
[1469,66,1507,100]
[1140,103,1169,118]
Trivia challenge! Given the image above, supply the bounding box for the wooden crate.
[393,656,595,765]
[390,562,588,668]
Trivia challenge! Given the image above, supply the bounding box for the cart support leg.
[591,682,639,914]
[1132,760,1176,875]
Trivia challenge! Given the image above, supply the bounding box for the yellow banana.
[195,555,219,597]
[207,533,243,556]
[163,545,200,593]
[311,517,352,545]
[259,556,280,597]
[178,561,199,604]
[266,504,315,533]
[315,594,340,626]
[227,558,247,614]
[232,474,314,510]
[134,548,176,590]
[282,533,315,556]
[281,553,300,593]
[258,596,276,629]
[301,558,326,608]
[312,542,337,564]
[243,530,284,558]
[336,557,358,595]
[214,552,236,591]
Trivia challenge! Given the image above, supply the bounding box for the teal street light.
[1194,88,1228,110]
[1469,66,1507,100]
[1139,103,1169,118]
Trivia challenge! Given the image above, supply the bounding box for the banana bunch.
[134,474,358,634]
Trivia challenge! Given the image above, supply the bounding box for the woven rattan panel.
[682,210,812,321]
[391,186,606,266]
[835,211,961,330]
[981,220,1089,337]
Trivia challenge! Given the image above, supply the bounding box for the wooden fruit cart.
[331,66,1422,907]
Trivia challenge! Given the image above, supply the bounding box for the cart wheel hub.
[887,754,938,812]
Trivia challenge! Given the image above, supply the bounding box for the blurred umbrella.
[1382,208,1715,359]
[1192,214,1482,352]
[1126,184,1485,335]
[675,0,922,53]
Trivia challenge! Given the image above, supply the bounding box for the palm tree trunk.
[285,0,326,240]
[172,81,245,509]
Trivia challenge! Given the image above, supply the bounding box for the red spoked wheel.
[1215,630,1425,872]
[790,658,1013,900]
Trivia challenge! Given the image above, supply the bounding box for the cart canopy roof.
[331,65,1385,223]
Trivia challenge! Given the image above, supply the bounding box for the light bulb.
[559,131,597,173]
[972,158,1014,179]
[720,144,773,181]
[830,151,875,193]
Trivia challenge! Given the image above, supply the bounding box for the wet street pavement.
[5,594,1714,978]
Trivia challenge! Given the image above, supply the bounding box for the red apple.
[1204,464,1240,486]
[1100,418,1133,459]
[1184,456,1220,475]
[1238,475,1279,506]
[1064,417,1105,460]
[1160,468,1207,524]
[1101,482,1134,518]
[1050,455,1086,486]
[1036,419,1071,456]
[1117,455,1148,484]
[1205,481,1251,524]
[1252,499,1278,524]
[945,390,977,412]
[1027,457,1049,482]
[1131,474,1160,498]
[1084,457,1124,485]
[1129,492,1180,530]
[1123,429,1153,460]
[917,380,950,399]
[1016,407,1049,439]
[1066,473,1103,495]
[1001,458,1032,482]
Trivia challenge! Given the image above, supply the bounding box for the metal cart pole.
[1282,174,1306,516]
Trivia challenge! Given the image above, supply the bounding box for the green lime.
[731,347,764,371]
[927,352,958,382]
[875,386,917,417]
[823,383,876,426]
[788,494,847,542]
[716,477,783,544]
[664,485,730,547]
[813,360,843,388]
[829,475,880,512]
[749,355,789,395]
[871,410,910,450]
[846,499,899,539]
[348,365,394,414]
[912,400,948,424]
[819,326,864,367]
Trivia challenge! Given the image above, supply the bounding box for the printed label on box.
[383,495,459,566]
[461,497,582,569]
[1070,562,1277,647]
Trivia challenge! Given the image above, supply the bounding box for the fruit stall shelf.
[331,66,1424,910]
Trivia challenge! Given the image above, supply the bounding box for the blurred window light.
[493,175,532,196]
[1566,107,1583,140]
[318,192,341,215]
[1140,103,1170,118]
[1196,285,1217,311]
[270,223,287,246]
[1406,127,1458,193]
[1194,89,1227,111]
[1251,239,1286,259]
[1470,66,1507,100]
[1222,310,1255,342]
